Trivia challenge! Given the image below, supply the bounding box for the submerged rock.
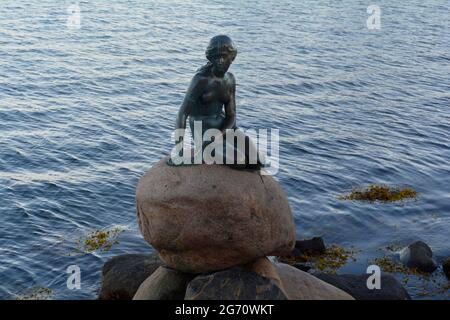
[443,258,450,279]
[99,253,162,300]
[185,267,287,300]
[278,244,358,274]
[291,237,326,256]
[313,272,411,300]
[400,241,438,273]
[136,157,296,273]
[274,263,354,300]
[133,266,194,300]
[292,263,311,272]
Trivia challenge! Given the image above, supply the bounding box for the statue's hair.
[197,35,237,74]
[205,35,237,61]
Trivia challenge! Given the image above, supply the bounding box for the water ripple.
[1,0,449,300]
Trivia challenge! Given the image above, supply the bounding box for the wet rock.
[443,258,450,279]
[292,263,311,272]
[136,157,296,273]
[275,263,354,300]
[243,257,284,291]
[185,267,287,300]
[133,266,194,300]
[99,253,162,300]
[291,237,326,257]
[313,273,411,300]
[400,241,438,273]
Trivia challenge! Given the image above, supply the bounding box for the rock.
[243,257,284,291]
[291,237,326,257]
[99,253,162,300]
[314,272,411,300]
[292,263,311,272]
[400,241,438,273]
[133,266,194,300]
[136,157,296,273]
[185,267,287,300]
[443,258,450,279]
[274,263,354,300]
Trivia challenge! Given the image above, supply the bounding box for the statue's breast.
[201,79,230,104]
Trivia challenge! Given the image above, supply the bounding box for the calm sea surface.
[1,0,449,299]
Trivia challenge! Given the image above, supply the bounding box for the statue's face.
[210,47,234,76]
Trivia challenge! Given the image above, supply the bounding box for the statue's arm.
[222,73,236,133]
[175,74,204,142]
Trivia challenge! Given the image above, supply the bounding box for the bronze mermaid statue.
[168,35,264,170]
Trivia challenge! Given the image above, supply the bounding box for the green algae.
[338,184,418,202]
[370,256,424,278]
[277,245,359,274]
[75,227,124,253]
[380,244,405,253]
[370,255,450,298]
[15,287,53,300]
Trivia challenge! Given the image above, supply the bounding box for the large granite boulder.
[99,253,162,300]
[185,267,287,300]
[133,266,194,300]
[136,157,296,273]
[400,241,438,273]
[313,272,411,300]
[275,263,354,300]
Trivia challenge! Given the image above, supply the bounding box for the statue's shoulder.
[194,64,212,78]
[192,71,208,81]
[225,72,236,87]
[226,71,235,80]
[191,71,209,84]
[188,72,209,92]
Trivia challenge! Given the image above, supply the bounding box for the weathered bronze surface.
[168,35,262,169]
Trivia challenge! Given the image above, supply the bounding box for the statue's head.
[205,35,237,76]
